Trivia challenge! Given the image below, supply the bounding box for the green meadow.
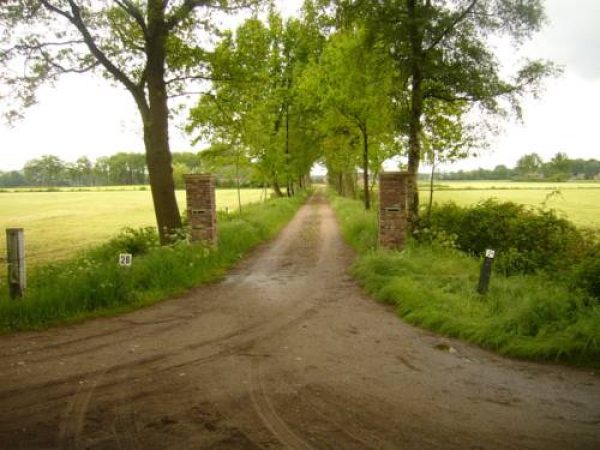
[0,188,267,264]
[1,181,599,265]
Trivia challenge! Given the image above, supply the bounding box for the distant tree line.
[436,152,600,182]
[0,151,265,189]
[1,153,147,188]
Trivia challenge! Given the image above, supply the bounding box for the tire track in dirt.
[58,364,111,450]
[249,359,314,450]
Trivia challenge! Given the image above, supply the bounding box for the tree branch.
[168,90,209,99]
[423,90,474,103]
[165,74,235,84]
[165,0,209,31]
[38,49,100,74]
[17,40,86,50]
[41,0,148,113]
[38,0,74,21]
[165,0,261,31]
[425,0,479,52]
[113,0,148,36]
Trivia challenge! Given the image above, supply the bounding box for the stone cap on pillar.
[184,173,216,182]
[379,171,410,180]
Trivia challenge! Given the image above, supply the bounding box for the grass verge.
[0,193,306,333]
[329,193,600,367]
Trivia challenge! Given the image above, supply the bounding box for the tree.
[301,26,395,209]
[492,165,512,180]
[107,152,147,185]
[200,143,252,212]
[1,0,257,244]
[337,0,555,228]
[188,16,274,192]
[0,170,26,187]
[23,155,66,186]
[74,156,94,186]
[188,7,325,197]
[94,156,111,186]
[543,151,571,181]
[516,152,543,179]
[171,152,203,188]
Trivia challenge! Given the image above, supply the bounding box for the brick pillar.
[379,172,409,250]
[184,174,217,246]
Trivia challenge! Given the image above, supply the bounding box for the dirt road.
[0,194,598,449]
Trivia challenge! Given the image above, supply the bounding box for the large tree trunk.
[144,1,182,244]
[427,157,435,219]
[406,0,424,232]
[361,124,370,210]
[343,172,356,198]
[272,178,284,197]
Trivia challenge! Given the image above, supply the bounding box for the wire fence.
[0,240,100,266]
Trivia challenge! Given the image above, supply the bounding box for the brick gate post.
[379,172,409,250]
[184,174,218,246]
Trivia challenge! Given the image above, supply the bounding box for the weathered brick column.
[379,172,409,250]
[184,174,217,246]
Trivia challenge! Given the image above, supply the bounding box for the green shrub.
[96,226,159,256]
[572,243,600,302]
[418,199,584,275]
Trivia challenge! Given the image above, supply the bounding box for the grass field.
[0,188,268,264]
[422,180,600,228]
[2,180,599,265]
[0,194,305,331]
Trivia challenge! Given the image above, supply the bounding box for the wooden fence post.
[6,228,26,299]
[477,249,495,295]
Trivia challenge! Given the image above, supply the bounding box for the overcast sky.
[0,0,598,172]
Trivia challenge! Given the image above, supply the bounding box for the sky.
[0,0,598,173]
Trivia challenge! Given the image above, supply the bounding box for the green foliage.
[417,199,583,275]
[0,194,306,332]
[90,227,160,258]
[337,0,556,223]
[300,26,396,208]
[515,152,544,179]
[330,193,600,366]
[572,243,600,301]
[187,9,324,194]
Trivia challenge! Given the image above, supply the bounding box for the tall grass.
[329,193,600,366]
[0,194,306,332]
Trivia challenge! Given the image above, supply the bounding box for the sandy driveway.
[0,194,598,449]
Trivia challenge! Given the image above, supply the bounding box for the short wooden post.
[6,228,26,299]
[477,249,495,295]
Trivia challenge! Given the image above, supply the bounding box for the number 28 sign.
[119,253,133,267]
